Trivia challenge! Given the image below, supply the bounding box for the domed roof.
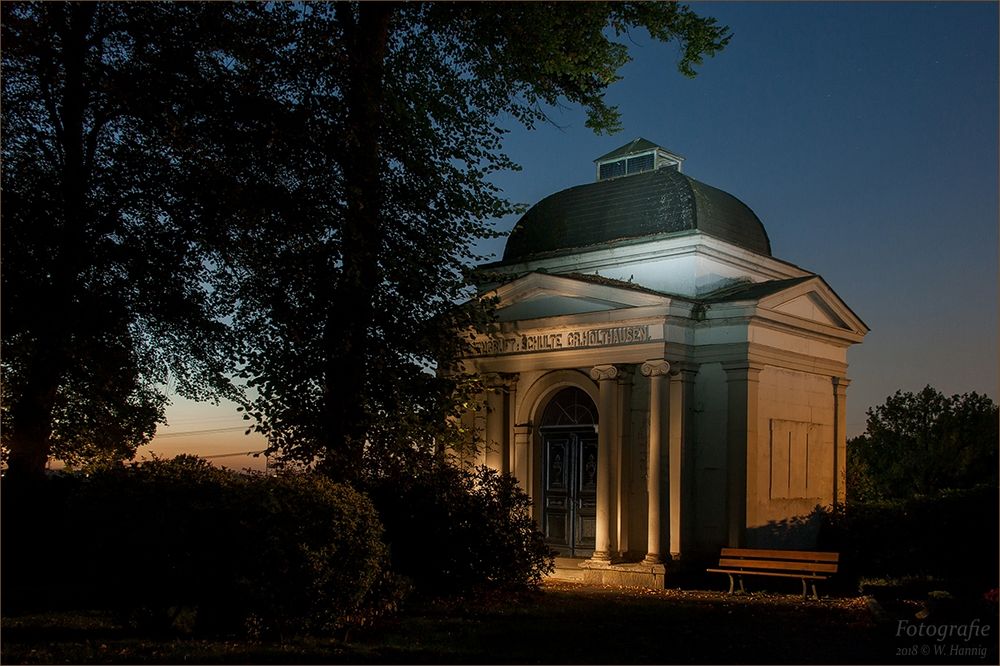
[501,165,771,264]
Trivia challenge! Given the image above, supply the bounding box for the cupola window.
[594,138,685,181]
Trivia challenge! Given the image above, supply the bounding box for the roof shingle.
[501,167,771,263]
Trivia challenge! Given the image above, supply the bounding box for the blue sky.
[152,2,997,464]
[482,1,998,435]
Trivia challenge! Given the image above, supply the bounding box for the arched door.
[540,387,598,557]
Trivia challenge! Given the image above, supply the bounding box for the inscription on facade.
[470,324,651,356]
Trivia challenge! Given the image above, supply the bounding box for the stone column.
[472,387,488,467]
[614,368,632,557]
[723,362,763,548]
[641,359,670,564]
[513,425,531,493]
[669,366,697,558]
[832,376,850,507]
[590,364,620,562]
[457,406,481,468]
[484,374,505,471]
[506,374,518,476]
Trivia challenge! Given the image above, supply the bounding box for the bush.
[819,484,999,592]
[366,462,554,596]
[2,471,87,612]
[67,456,240,619]
[2,456,391,636]
[232,471,394,635]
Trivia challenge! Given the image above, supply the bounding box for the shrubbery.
[365,462,554,596]
[819,484,999,592]
[3,457,392,636]
[3,454,556,634]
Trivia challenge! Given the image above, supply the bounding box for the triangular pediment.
[772,292,844,327]
[489,272,668,322]
[757,277,869,337]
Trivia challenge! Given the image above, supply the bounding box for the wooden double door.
[541,428,598,557]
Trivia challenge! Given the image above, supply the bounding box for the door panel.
[546,438,569,491]
[575,434,598,553]
[543,436,571,553]
[542,430,596,557]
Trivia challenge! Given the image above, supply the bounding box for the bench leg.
[725,574,747,595]
[801,578,807,599]
[811,582,819,601]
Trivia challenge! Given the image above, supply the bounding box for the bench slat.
[708,548,840,599]
[706,568,829,580]
[717,558,838,574]
[720,548,839,563]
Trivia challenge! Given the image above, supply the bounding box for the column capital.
[667,360,699,379]
[832,376,851,391]
[482,372,505,389]
[484,372,519,391]
[722,361,765,382]
[590,364,621,381]
[640,359,671,377]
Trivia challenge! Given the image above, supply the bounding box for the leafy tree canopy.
[1,3,238,478]
[196,2,731,481]
[2,2,731,482]
[847,386,998,502]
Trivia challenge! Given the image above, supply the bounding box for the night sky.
[151,2,998,466]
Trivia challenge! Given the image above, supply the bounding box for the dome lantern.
[594,137,685,181]
[501,139,771,265]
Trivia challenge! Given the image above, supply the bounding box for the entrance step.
[547,556,588,582]
[579,558,667,589]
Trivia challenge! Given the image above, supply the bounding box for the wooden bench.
[706,548,839,599]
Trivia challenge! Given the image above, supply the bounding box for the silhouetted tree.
[847,386,998,502]
[211,3,731,481]
[1,3,239,479]
[2,3,731,483]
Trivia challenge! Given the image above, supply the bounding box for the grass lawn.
[2,580,996,664]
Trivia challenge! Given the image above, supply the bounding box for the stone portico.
[458,139,868,587]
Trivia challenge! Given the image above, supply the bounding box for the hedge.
[3,457,392,636]
[819,484,999,592]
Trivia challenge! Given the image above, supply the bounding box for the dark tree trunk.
[5,4,95,481]
[322,3,393,482]
[5,353,61,482]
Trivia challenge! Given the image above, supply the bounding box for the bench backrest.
[718,548,839,574]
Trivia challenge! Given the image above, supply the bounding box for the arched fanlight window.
[540,387,597,427]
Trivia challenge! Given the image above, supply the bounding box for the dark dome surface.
[501,167,771,263]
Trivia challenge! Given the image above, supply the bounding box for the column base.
[579,558,668,589]
[642,554,664,566]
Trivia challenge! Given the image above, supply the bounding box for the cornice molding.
[482,232,808,287]
[694,342,849,378]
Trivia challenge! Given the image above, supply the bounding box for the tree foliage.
[202,2,731,480]
[2,2,730,480]
[1,3,237,478]
[847,386,998,502]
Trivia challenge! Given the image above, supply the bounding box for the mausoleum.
[459,138,868,587]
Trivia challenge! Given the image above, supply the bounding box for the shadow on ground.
[3,581,997,664]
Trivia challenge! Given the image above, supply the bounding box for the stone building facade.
[459,139,868,587]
